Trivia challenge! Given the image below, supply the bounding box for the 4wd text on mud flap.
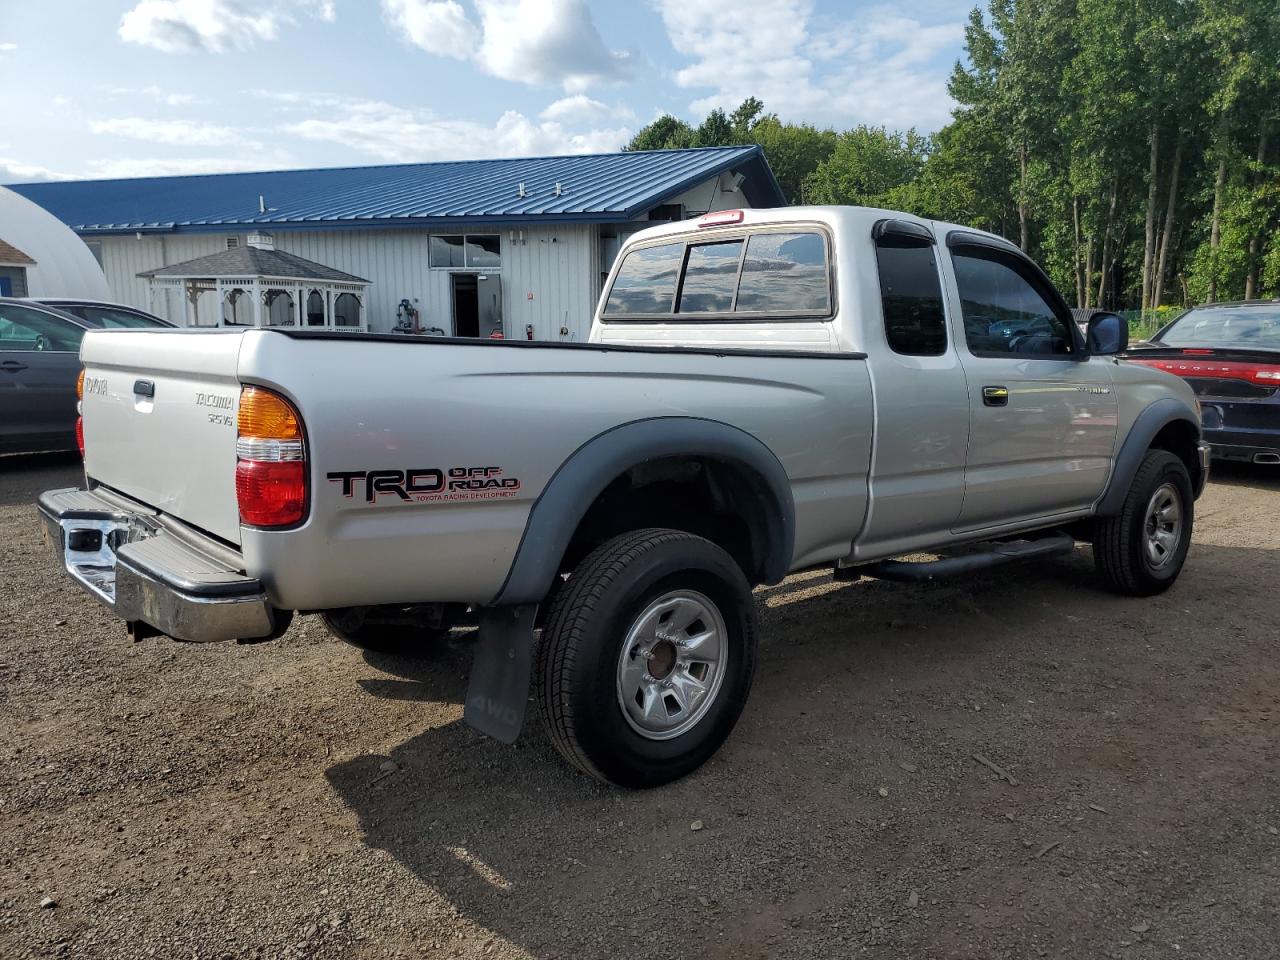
[326,466,521,503]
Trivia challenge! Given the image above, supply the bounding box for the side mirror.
[1086,311,1128,356]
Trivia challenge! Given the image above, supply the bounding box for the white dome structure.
[0,186,109,299]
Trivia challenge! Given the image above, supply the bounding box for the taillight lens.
[1127,357,1280,385]
[236,386,307,527]
[75,417,84,458]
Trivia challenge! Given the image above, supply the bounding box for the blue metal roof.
[7,146,784,236]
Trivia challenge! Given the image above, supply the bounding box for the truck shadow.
[1207,460,1280,492]
[325,539,1280,957]
[0,451,82,508]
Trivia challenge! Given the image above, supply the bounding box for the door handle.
[982,385,1009,407]
[0,360,28,372]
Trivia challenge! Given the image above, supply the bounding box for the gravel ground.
[1,452,1278,959]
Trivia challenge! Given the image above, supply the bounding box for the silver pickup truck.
[39,206,1209,787]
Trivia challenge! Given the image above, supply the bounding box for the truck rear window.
[603,242,683,315]
[603,229,830,319]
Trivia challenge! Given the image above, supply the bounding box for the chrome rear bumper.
[38,487,278,642]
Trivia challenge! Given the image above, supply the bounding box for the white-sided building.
[9,147,784,340]
[0,186,110,299]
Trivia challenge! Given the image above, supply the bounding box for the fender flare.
[492,417,796,605]
[1096,397,1202,516]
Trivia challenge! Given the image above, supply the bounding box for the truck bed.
[78,329,875,610]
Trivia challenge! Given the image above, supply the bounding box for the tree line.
[626,0,1280,312]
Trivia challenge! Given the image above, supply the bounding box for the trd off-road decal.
[326,467,521,503]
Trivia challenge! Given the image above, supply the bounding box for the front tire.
[535,528,758,788]
[1092,449,1194,596]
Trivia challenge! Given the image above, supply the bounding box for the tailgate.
[81,329,245,545]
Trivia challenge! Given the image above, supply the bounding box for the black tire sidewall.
[563,538,756,786]
[1125,454,1194,589]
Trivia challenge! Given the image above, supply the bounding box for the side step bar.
[838,531,1077,584]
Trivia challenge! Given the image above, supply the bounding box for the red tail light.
[1127,357,1280,385]
[235,386,307,527]
[236,459,306,526]
[75,417,84,458]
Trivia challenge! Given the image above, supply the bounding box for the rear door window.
[80,306,164,329]
[734,232,830,314]
[0,305,85,352]
[876,235,947,355]
[603,241,684,316]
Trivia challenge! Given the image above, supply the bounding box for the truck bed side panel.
[236,333,874,609]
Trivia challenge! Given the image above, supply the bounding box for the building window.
[226,237,240,249]
[0,266,29,298]
[429,234,501,269]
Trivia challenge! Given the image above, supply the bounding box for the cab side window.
[951,247,1074,357]
[0,306,85,352]
[875,234,947,355]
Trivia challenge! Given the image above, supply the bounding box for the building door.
[451,273,479,337]
[477,274,503,338]
[451,273,503,338]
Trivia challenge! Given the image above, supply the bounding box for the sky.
[0,0,969,183]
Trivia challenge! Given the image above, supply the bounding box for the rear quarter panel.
[237,332,873,610]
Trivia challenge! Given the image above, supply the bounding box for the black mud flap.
[464,605,537,744]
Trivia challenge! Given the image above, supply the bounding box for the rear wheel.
[535,528,757,787]
[1092,449,1193,596]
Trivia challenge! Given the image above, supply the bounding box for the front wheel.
[1092,449,1194,596]
[535,529,758,787]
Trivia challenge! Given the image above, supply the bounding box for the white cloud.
[0,156,76,183]
[279,94,629,161]
[652,0,962,132]
[0,42,17,51]
[381,0,478,59]
[83,156,295,178]
[540,94,632,126]
[109,85,206,107]
[118,0,335,53]
[90,117,262,150]
[383,0,631,91]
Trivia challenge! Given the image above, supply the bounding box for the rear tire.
[535,528,757,788]
[1092,449,1193,596]
[322,605,451,656]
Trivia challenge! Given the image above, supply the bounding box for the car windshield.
[1156,305,1280,350]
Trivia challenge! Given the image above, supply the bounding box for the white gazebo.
[138,234,369,330]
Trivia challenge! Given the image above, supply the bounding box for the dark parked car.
[0,298,168,454]
[34,299,172,329]
[1125,300,1280,465]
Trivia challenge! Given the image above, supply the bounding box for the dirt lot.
[1,453,1277,960]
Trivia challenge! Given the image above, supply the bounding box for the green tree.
[624,115,695,151]
[804,126,930,208]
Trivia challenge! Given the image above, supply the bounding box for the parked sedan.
[34,299,172,329]
[1125,300,1280,465]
